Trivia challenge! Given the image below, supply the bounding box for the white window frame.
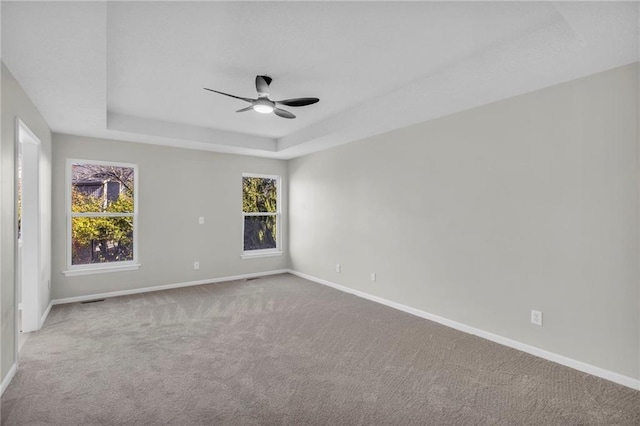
[241,173,282,259]
[63,159,140,276]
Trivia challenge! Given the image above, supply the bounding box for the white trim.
[242,174,281,255]
[65,158,138,273]
[287,269,640,391]
[16,118,40,146]
[17,118,42,334]
[241,250,282,259]
[51,269,289,305]
[243,212,278,217]
[1,363,17,396]
[70,212,133,218]
[242,172,280,180]
[62,263,141,277]
[40,301,53,327]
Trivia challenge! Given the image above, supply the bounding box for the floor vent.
[246,277,260,281]
[80,299,106,304]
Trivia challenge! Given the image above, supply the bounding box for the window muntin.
[67,160,138,272]
[242,174,280,255]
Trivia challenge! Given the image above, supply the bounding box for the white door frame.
[16,118,41,334]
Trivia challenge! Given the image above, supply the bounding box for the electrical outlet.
[335,264,341,273]
[531,310,542,326]
[370,272,376,281]
[198,217,205,225]
[194,261,200,270]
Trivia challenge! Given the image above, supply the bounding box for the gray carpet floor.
[2,273,638,425]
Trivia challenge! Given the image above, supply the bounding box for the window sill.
[63,263,141,277]
[241,251,282,259]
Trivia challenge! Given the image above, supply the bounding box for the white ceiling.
[2,1,639,159]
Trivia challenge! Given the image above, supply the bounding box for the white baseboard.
[287,269,640,391]
[40,301,53,327]
[51,269,289,306]
[1,363,17,396]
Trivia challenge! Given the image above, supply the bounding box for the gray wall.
[289,63,640,380]
[1,63,52,380]
[51,134,288,300]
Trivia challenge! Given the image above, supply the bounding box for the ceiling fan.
[204,75,319,119]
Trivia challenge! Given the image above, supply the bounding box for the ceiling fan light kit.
[253,99,275,114]
[204,75,319,119]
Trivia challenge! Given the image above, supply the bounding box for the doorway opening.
[16,119,41,343]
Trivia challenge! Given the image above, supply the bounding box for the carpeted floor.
[2,273,638,425]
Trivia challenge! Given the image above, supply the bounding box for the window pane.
[71,216,134,265]
[242,177,277,213]
[72,164,134,213]
[243,215,277,250]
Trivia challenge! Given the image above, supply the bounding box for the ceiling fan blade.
[255,75,272,97]
[203,88,254,103]
[236,106,254,113]
[274,108,295,119]
[275,97,320,107]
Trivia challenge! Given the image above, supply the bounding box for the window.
[64,160,139,276]
[242,174,281,257]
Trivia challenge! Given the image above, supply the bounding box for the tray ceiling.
[2,1,638,159]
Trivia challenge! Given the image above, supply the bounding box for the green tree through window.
[242,175,279,252]
[70,162,136,265]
